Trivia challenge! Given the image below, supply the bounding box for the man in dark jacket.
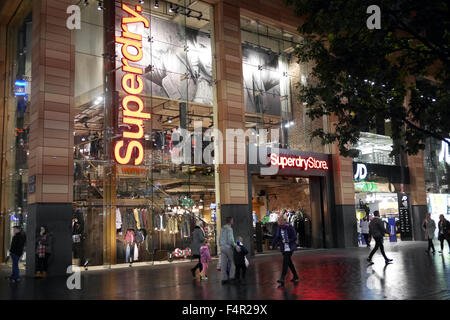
[367,211,393,265]
[9,225,26,282]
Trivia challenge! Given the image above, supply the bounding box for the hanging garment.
[141,208,147,229]
[125,243,131,263]
[133,243,139,261]
[168,215,178,234]
[125,230,135,243]
[269,212,279,222]
[135,229,144,243]
[180,215,191,238]
[133,208,141,230]
[116,208,122,230]
[122,210,137,231]
[178,215,182,233]
[154,213,167,231]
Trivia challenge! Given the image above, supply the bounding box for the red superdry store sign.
[270,153,329,171]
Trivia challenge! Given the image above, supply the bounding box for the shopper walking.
[361,217,371,248]
[8,225,26,282]
[356,218,361,245]
[422,213,436,254]
[35,226,52,278]
[190,222,205,278]
[437,214,450,254]
[270,216,299,287]
[219,216,237,284]
[233,236,249,284]
[199,239,212,281]
[367,211,393,265]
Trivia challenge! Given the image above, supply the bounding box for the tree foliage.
[285,0,450,156]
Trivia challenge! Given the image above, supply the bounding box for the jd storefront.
[424,137,450,238]
[353,162,413,244]
[248,148,338,250]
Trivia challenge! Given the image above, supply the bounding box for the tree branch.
[403,118,450,146]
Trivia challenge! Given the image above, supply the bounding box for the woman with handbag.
[270,215,299,287]
[437,214,450,254]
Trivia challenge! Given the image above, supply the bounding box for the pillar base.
[26,203,72,277]
[411,205,427,241]
[220,204,252,254]
[334,205,357,248]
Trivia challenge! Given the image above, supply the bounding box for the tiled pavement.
[0,241,449,300]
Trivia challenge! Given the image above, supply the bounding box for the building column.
[0,23,6,262]
[329,114,357,247]
[26,0,75,276]
[214,2,252,251]
[407,151,427,241]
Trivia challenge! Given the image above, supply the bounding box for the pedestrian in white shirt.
[360,217,371,248]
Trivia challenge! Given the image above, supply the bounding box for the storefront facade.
[352,131,427,243]
[424,137,450,237]
[0,0,420,275]
[248,148,339,249]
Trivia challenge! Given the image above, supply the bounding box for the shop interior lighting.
[97,1,104,10]
[169,3,173,12]
[139,0,144,4]
[168,117,172,123]
[154,0,159,8]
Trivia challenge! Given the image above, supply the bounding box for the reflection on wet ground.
[1,242,449,300]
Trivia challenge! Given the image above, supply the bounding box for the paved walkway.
[1,242,449,300]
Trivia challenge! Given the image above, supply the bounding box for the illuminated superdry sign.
[270,153,329,170]
[114,3,151,166]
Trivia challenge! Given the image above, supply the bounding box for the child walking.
[233,236,249,284]
[200,239,212,280]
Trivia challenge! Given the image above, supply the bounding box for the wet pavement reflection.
[1,242,449,300]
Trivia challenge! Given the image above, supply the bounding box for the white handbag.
[244,257,249,268]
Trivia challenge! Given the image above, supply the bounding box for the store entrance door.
[251,175,331,250]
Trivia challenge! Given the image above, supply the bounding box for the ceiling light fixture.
[169,3,173,12]
[97,1,104,10]
[154,0,159,8]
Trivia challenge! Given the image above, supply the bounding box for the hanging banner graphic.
[388,217,397,242]
[115,9,214,105]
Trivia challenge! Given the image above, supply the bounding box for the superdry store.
[248,148,338,250]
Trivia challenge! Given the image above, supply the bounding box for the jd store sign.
[353,162,410,184]
[354,163,368,180]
